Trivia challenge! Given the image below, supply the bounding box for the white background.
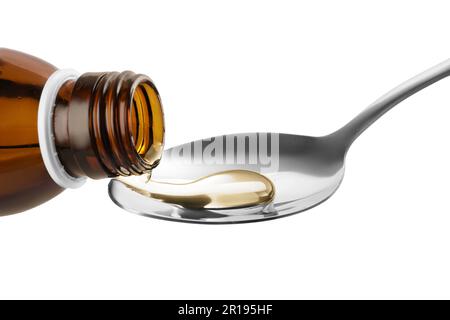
[1,0,450,299]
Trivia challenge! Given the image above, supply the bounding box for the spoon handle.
[331,58,450,150]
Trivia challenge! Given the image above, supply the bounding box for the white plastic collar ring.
[38,69,87,189]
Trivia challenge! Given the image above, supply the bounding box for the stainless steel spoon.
[109,58,450,223]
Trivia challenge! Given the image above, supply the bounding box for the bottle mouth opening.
[129,80,165,169]
[52,71,165,180]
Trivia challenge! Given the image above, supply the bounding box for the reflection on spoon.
[117,170,275,210]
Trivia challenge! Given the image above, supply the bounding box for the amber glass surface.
[0,49,165,216]
[0,48,62,216]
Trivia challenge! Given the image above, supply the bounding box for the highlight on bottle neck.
[40,69,165,188]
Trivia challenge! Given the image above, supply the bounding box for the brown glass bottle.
[0,48,164,216]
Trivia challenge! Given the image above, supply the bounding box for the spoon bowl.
[109,133,347,223]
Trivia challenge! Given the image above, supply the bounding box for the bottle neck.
[53,71,164,180]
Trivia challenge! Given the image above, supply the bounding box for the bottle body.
[0,49,164,216]
[0,49,62,215]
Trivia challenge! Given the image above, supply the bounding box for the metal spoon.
[109,58,450,223]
